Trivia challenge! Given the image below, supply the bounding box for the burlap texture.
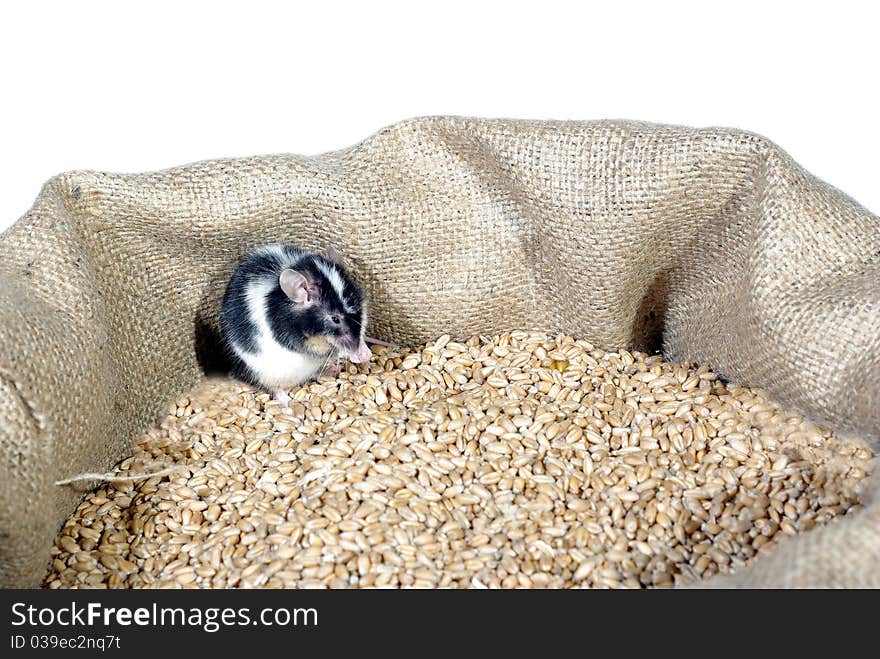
[1,117,877,588]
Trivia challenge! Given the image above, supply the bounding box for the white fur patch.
[231,278,324,388]
[253,243,289,261]
[315,260,352,313]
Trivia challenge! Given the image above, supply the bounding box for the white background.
[2,1,878,230]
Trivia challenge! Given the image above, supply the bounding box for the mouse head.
[278,253,371,363]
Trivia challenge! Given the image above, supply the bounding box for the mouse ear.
[279,269,314,304]
[325,246,342,264]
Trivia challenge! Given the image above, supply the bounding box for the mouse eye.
[330,314,341,324]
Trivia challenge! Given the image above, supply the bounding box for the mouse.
[219,243,379,407]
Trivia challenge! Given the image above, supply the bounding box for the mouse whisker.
[347,316,395,347]
[317,347,336,377]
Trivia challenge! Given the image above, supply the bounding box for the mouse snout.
[336,335,371,364]
[348,340,372,364]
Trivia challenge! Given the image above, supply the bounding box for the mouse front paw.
[273,389,291,408]
[319,364,341,379]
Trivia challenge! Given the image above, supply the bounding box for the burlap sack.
[1,117,877,588]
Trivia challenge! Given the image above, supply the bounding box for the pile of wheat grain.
[44,332,872,588]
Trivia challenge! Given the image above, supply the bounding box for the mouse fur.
[219,244,370,406]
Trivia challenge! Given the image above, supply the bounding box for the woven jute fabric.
[1,117,877,588]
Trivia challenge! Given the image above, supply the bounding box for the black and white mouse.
[219,244,375,407]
